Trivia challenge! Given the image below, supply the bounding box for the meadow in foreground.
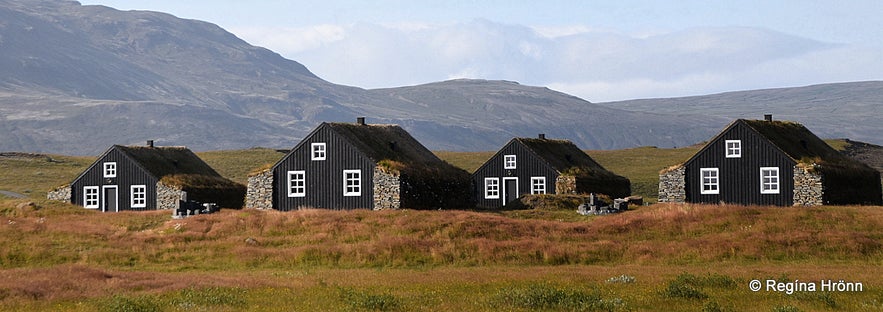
[1,198,882,311]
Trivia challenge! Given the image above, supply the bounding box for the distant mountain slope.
[599,81,883,145]
[0,0,731,155]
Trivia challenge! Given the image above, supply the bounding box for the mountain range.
[1,0,879,155]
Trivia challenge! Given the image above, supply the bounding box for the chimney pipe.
[147,140,154,148]
[764,114,773,122]
[357,117,366,125]
[538,133,546,140]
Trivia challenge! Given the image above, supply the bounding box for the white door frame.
[102,185,119,212]
[502,177,519,204]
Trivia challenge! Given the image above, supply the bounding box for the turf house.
[48,142,246,212]
[472,134,631,208]
[246,118,472,210]
[658,116,882,206]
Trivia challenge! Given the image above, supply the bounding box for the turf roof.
[326,122,444,166]
[116,145,222,178]
[515,137,625,179]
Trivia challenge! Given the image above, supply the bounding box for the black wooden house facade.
[472,135,630,208]
[251,118,471,211]
[53,143,244,212]
[659,117,882,206]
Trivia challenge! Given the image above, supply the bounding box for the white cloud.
[230,20,883,102]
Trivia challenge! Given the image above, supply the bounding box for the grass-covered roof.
[740,119,875,174]
[117,146,221,178]
[516,138,626,180]
[115,145,243,191]
[325,122,464,175]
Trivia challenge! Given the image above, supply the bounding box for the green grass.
[197,148,287,185]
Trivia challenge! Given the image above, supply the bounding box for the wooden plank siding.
[472,139,559,208]
[273,124,376,210]
[684,121,796,206]
[71,147,158,212]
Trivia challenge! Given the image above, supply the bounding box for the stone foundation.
[47,186,71,202]
[245,169,274,209]
[156,181,186,210]
[373,167,401,210]
[793,165,823,206]
[658,166,686,203]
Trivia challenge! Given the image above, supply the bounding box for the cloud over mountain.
[236,20,883,102]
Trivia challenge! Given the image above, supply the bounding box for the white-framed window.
[700,168,720,194]
[725,140,742,158]
[504,155,516,169]
[130,185,147,208]
[531,176,546,194]
[84,186,99,209]
[484,178,500,199]
[103,162,117,178]
[311,143,326,161]
[287,170,306,197]
[343,169,361,196]
[760,167,780,194]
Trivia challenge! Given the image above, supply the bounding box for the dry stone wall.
[246,169,274,209]
[373,167,401,210]
[793,165,824,206]
[156,181,186,210]
[47,186,71,202]
[555,175,577,194]
[658,166,686,203]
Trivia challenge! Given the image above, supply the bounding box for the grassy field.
[2,143,882,311]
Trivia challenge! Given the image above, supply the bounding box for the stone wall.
[47,186,71,202]
[793,164,824,206]
[373,167,401,210]
[555,175,577,194]
[658,166,686,203]
[156,181,186,210]
[245,169,274,209]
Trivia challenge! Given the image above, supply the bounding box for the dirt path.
[0,190,27,198]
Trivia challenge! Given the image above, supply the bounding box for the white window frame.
[700,168,720,195]
[760,167,780,194]
[103,162,117,178]
[343,169,361,197]
[287,170,306,197]
[311,143,326,161]
[725,140,742,158]
[84,186,100,209]
[484,178,500,199]
[504,155,516,169]
[531,176,546,194]
[130,185,147,208]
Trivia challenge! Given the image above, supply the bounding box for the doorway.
[102,185,118,212]
[502,177,518,206]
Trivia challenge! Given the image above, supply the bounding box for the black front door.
[103,186,117,212]
[503,178,518,205]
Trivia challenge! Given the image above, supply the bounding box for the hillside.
[0,0,724,155]
[600,81,883,146]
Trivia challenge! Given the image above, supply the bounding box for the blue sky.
[80,1,883,102]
